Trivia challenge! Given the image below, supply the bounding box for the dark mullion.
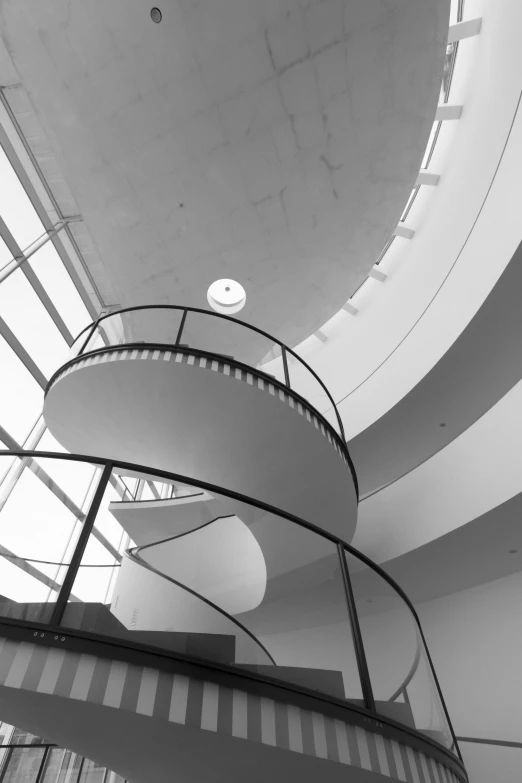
[337,543,376,713]
[0,95,103,318]
[20,263,74,346]
[0,315,47,388]
[50,463,113,627]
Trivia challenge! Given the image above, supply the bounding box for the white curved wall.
[285,0,522,439]
[353,376,522,564]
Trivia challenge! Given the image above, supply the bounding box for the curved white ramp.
[44,350,357,540]
[109,491,224,546]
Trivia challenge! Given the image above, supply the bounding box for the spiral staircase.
[0,308,467,783]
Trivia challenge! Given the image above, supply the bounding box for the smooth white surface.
[0,0,447,358]
[285,0,522,439]
[418,572,522,752]
[353,376,522,564]
[111,555,269,666]
[207,279,246,315]
[110,492,223,546]
[112,514,266,617]
[43,353,357,540]
[447,17,482,43]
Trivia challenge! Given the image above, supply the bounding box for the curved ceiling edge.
[352,376,522,567]
[294,0,522,438]
[380,492,522,607]
[350,236,522,498]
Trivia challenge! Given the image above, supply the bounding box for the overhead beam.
[0,315,47,388]
[342,302,359,316]
[435,104,463,121]
[368,267,387,283]
[393,224,415,240]
[314,329,328,343]
[416,170,440,187]
[448,18,482,43]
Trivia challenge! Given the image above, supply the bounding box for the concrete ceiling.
[0,0,448,359]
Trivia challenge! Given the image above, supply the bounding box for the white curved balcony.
[43,306,358,541]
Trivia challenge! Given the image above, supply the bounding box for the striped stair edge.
[52,349,349,466]
[0,637,463,783]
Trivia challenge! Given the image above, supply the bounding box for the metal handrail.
[0,449,461,761]
[126,514,277,666]
[65,304,347,441]
[388,634,422,703]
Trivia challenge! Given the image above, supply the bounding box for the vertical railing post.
[413,616,463,761]
[49,462,113,627]
[34,745,51,783]
[281,346,290,388]
[337,543,376,713]
[175,309,187,346]
[78,318,100,356]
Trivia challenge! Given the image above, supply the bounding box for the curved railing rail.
[54,304,348,443]
[388,634,422,704]
[126,514,277,665]
[0,449,461,764]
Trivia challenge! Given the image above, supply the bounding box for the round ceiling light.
[207,279,246,315]
[150,7,162,23]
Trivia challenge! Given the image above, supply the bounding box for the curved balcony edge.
[60,305,356,478]
[0,449,460,765]
[45,342,359,498]
[0,616,468,783]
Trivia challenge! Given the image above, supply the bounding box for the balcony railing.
[0,450,460,763]
[59,305,348,445]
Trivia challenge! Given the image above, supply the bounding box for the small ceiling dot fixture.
[207,279,246,315]
[439,422,446,428]
[150,7,162,23]
[509,549,518,554]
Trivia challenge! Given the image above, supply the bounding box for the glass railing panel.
[225,506,363,703]
[343,549,454,750]
[81,309,185,354]
[180,310,286,385]
[60,467,273,666]
[0,453,102,625]
[66,308,343,437]
[287,355,340,434]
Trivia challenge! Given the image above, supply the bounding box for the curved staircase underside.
[0,631,464,783]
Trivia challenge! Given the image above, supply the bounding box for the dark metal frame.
[60,304,347,440]
[0,450,461,764]
[0,616,467,782]
[127,514,277,665]
[47,339,358,498]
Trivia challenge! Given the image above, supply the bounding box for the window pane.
[35,431,99,508]
[0,234,10,272]
[0,269,69,377]
[0,336,43,442]
[0,747,46,783]
[42,748,82,783]
[0,462,101,623]
[0,145,46,247]
[28,242,91,336]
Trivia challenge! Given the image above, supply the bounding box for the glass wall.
[0,723,126,783]
[0,94,98,452]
